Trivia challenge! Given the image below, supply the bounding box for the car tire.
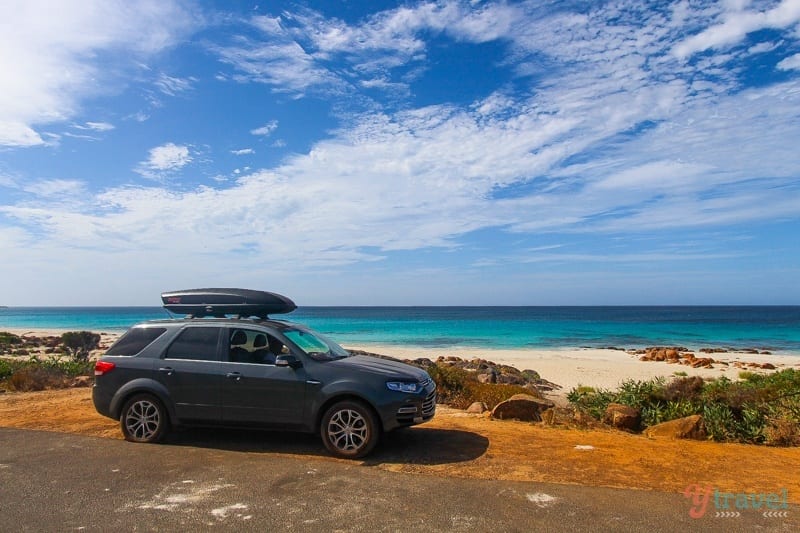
[320,400,379,459]
[120,393,169,443]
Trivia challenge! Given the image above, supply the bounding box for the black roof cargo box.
[161,288,296,318]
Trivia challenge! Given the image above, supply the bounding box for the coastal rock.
[466,402,488,414]
[491,394,555,422]
[476,370,497,384]
[700,347,728,353]
[682,354,715,368]
[644,415,706,440]
[638,347,725,369]
[639,347,693,364]
[602,403,641,431]
[572,409,602,428]
[526,379,561,392]
[540,408,555,425]
[522,369,541,381]
[497,373,526,386]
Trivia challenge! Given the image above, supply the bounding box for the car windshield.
[283,328,350,361]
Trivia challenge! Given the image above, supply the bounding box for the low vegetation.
[426,363,533,410]
[0,356,94,392]
[0,331,97,391]
[567,370,800,446]
[60,331,101,362]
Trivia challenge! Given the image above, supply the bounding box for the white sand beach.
[7,327,800,404]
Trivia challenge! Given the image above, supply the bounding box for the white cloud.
[747,40,781,55]
[251,121,278,136]
[673,0,800,58]
[231,148,255,155]
[0,122,44,147]
[7,72,798,276]
[135,143,192,179]
[22,179,86,198]
[148,143,192,170]
[155,73,196,96]
[128,111,150,122]
[0,173,17,188]
[215,1,521,97]
[66,121,115,140]
[75,121,115,132]
[777,52,800,70]
[0,0,199,147]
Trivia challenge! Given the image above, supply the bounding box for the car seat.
[252,333,270,364]
[229,330,249,363]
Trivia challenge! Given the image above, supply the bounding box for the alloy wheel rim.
[327,409,368,452]
[125,400,160,440]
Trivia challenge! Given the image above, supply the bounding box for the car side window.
[227,329,287,365]
[106,327,167,356]
[165,327,220,361]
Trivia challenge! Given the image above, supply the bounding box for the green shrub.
[0,332,22,346]
[454,381,531,410]
[0,359,15,380]
[662,376,705,403]
[427,364,469,405]
[567,370,800,446]
[8,366,67,391]
[703,402,737,441]
[615,377,665,410]
[60,331,100,362]
[34,355,93,377]
[427,363,537,410]
[735,403,766,444]
[0,355,93,391]
[566,386,616,420]
[764,413,800,446]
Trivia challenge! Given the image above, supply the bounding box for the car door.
[220,328,306,426]
[154,325,224,423]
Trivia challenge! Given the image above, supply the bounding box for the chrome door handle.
[158,367,174,376]
[226,372,242,381]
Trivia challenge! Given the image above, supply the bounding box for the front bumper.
[382,379,436,430]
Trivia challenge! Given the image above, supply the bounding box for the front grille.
[395,388,437,426]
[421,390,436,417]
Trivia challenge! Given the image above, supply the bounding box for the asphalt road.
[0,427,796,532]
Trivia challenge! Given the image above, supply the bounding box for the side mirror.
[275,354,303,369]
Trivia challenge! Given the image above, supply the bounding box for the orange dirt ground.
[1,387,797,502]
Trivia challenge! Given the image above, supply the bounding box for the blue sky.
[1,0,799,306]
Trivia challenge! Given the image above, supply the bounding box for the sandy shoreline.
[6,328,800,402]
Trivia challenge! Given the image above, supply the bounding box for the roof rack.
[161,288,296,319]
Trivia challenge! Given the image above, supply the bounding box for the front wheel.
[120,393,168,443]
[320,401,379,458]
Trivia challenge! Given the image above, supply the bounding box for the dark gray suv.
[92,289,436,458]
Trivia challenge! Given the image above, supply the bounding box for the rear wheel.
[120,394,168,443]
[320,401,379,458]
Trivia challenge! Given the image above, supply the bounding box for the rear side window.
[106,327,167,356]
[165,327,220,361]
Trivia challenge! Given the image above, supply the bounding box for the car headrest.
[231,330,247,345]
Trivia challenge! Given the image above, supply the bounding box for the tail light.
[94,361,116,376]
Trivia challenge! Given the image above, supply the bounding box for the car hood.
[330,355,429,381]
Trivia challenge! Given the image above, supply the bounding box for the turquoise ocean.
[1,306,799,354]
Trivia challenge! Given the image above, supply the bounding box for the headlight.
[386,381,421,393]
